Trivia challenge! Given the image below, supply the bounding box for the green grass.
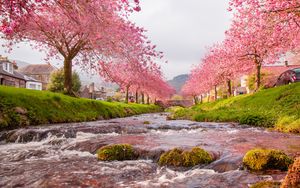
[170,83,300,133]
[0,86,161,130]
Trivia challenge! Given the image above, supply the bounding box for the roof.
[0,67,26,80]
[262,65,300,76]
[19,64,57,75]
[23,75,41,82]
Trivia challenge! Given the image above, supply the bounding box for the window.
[2,62,13,74]
[29,84,36,89]
[293,69,300,79]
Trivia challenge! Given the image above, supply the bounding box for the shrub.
[97,144,136,161]
[243,149,293,171]
[239,113,275,128]
[47,69,81,93]
[250,181,281,188]
[158,147,213,167]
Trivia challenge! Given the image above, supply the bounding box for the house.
[236,62,300,95]
[0,55,26,88]
[19,63,57,90]
[80,83,107,99]
[24,75,43,90]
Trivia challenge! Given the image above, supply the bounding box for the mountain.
[14,60,30,69]
[168,74,189,94]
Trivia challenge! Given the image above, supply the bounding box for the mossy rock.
[243,149,293,171]
[281,157,300,188]
[97,144,136,161]
[250,181,281,188]
[143,121,150,124]
[158,147,213,167]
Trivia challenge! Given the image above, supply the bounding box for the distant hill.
[168,74,189,94]
[14,60,30,69]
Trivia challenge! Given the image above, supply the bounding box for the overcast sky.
[0,0,232,80]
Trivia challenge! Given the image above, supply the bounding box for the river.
[0,113,299,188]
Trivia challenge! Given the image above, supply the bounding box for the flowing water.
[0,113,299,188]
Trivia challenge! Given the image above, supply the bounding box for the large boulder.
[243,149,293,171]
[158,147,213,167]
[97,144,136,161]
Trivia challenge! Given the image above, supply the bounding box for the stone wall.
[0,75,26,88]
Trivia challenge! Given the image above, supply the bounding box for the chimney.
[285,61,289,67]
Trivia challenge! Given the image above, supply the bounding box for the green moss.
[97,144,136,161]
[158,147,213,167]
[243,149,293,171]
[170,83,300,133]
[0,86,161,129]
[275,116,300,134]
[250,181,281,188]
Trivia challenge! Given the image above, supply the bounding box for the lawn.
[169,83,300,133]
[0,86,161,130]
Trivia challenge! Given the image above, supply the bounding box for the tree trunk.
[193,96,198,105]
[135,90,139,104]
[64,57,73,95]
[147,95,150,105]
[141,92,145,104]
[227,80,232,97]
[255,62,262,91]
[125,86,129,103]
[207,93,210,103]
[214,85,218,101]
[200,95,203,104]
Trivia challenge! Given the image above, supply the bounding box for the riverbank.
[168,83,300,133]
[0,86,161,130]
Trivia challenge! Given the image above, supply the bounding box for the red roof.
[262,65,300,76]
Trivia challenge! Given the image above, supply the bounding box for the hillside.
[169,83,300,133]
[168,74,189,93]
[14,60,30,69]
[0,86,161,130]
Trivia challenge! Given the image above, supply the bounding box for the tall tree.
[0,0,160,95]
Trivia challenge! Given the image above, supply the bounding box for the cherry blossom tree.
[228,0,300,89]
[0,0,159,95]
[99,60,174,103]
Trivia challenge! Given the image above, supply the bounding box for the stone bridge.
[165,100,194,108]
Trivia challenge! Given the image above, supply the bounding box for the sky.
[0,0,232,80]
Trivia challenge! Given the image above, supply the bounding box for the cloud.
[131,0,232,79]
[0,0,232,81]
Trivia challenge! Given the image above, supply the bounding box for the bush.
[97,144,136,161]
[239,113,275,128]
[47,69,81,93]
[243,149,293,171]
[250,181,281,188]
[158,147,213,167]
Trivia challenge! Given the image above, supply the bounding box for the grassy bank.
[0,86,161,130]
[169,83,300,133]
